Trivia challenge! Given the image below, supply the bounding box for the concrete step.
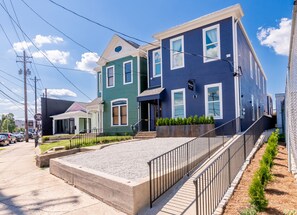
[134,131,156,139]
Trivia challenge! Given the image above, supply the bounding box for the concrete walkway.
[0,140,125,215]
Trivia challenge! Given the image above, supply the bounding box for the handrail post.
[228,147,231,185]
[148,161,152,208]
[186,142,189,176]
[193,179,198,215]
[243,133,246,159]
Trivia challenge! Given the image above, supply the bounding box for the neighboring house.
[95,35,147,135]
[138,4,267,131]
[275,93,285,133]
[41,97,74,135]
[50,99,103,135]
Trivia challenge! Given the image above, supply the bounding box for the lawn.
[39,136,132,153]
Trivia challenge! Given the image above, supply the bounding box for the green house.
[95,35,147,135]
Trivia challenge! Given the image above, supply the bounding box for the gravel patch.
[61,138,194,180]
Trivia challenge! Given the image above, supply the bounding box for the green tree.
[1,113,16,132]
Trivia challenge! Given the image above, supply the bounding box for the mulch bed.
[223,142,297,214]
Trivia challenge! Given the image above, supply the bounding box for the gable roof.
[97,34,143,67]
[153,4,243,40]
[66,102,88,113]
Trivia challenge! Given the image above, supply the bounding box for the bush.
[261,152,273,169]
[239,207,257,215]
[193,115,199,124]
[164,118,170,126]
[257,163,272,186]
[42,136,50,143]
[187,116,193,125]
[249,176,268,211]
[155,115,215,126]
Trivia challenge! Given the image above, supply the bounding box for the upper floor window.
[170,36,184,70]
[153,49,161,77]
[203,24,221,63]
[106,66,115,88]
[205,83,223,119]
[171,88,186,118]
[111,99,128,126]
[249,52,253,79]
[123,61,133,84]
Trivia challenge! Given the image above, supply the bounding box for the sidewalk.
[0,140,125,215]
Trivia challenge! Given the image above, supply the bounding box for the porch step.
[134,131,157,140]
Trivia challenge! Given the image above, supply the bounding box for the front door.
[151,102,162,131]
[69,118,75,134]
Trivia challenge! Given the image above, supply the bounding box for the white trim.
[171,88,186,118]
[203,24,221,63]
[160,42,163,88]
[98,73,102,95]
[110,98,128,127]
[147,50,150,88]
[152,49,162,77]
[254,62,258,85]
[148,103,151,131]
[204,83,223,119]
[251,94,255,121]
[249,52,253,79]
[137,56,140,95]
[153,4,243,40]
[170,35,185,70]
[106,65,115,88]
[123,60,133,85]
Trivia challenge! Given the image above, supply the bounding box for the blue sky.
[0,0,293,120]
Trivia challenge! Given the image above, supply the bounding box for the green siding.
[102,56,139,134]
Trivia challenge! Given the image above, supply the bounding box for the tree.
[1,113,16,132]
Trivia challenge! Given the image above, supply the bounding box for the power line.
[0,2,92,100]
[0,81,23,100]
[8,0,45,89]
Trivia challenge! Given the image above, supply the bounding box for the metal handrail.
[148,117,240,208]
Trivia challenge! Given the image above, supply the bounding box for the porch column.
[74,117,79,134]
[86,111,90,133]
[52,119,55,135]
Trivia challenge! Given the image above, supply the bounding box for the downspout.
[233,18,240,132]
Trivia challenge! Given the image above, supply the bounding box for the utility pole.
[31,76,40,129]
[17,50,32,142]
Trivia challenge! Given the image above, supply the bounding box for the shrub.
[193,115,199,124]
[169,118,175,125]
[239,207,257,215]
[261,152,273,169]
[42,136,50,143]
[164,118,170,126]
[187,116,193,125]
[257,163,272,186]
[249,176,268,211]
[198,115,206,124]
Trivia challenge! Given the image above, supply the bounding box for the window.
[123,61,133,84]
[254,62,258,85]
[258,68,261,88]
[205,83,223,119]
[111,99,128,126]
[203,24,221,63]
[171,89,186,118]
[153,49,161,77]
[170,36,184,70]
[249,52,253,79]
[98,73,102,96]
[106,66,115,88]
[251,94,255,121]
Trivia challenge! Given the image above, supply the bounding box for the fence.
[147,117,240,207]
[193,115,274,215]
[69,128,102,149]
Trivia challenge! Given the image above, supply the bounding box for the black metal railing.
[193,115,274,215]
[69,128,102,149]
[147,117,240,207]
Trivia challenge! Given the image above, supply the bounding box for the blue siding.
[237,24,267,130]
[148,48,162,88]
[160,17,236,125]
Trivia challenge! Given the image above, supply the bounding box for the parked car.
[0,134,9,146]
[14,133,24,142]
[10,134,17,143]
[0,133,12,144]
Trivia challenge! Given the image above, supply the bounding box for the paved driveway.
[0,141,124,215]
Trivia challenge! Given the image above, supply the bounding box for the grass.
[39,136,132,153]
[0,148,6,151]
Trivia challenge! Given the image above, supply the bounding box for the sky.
[0,0,293,120]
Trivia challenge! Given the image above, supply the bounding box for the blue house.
[137,4,268,131]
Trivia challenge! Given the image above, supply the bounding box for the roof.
[50,111,88,120]
[86,98,103,107]
[118,35,140,48]
[153,4,243,40]
[66,102,88,113]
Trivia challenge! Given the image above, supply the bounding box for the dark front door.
[151,101,162,131]
[69,118,75,134]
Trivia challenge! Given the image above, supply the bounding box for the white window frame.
[262,78,265,94]
[171,88,186,118]
[123,60,133,85]
[106,65,115,88]
[249,52,253,79]
[251,94,255,121]
[111,98,128,126]
[254,62,258,85]
[258,68,261,88]
[204,83,223,119]
[203,24,221,63]
[170,35,184,70]
[152,49,162,77]
[98,72,102,94]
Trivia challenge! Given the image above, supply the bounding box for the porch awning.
[137,87,165,102]
[50,111,88,120]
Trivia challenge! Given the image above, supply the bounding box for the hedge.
[156,115,214,126]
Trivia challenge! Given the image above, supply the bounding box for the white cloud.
[75,52,100,74]
[257,18,291,56]
[33,35,63,47]
[32,50,70,64]
[45,89,77,98]
[12,41,33,52]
